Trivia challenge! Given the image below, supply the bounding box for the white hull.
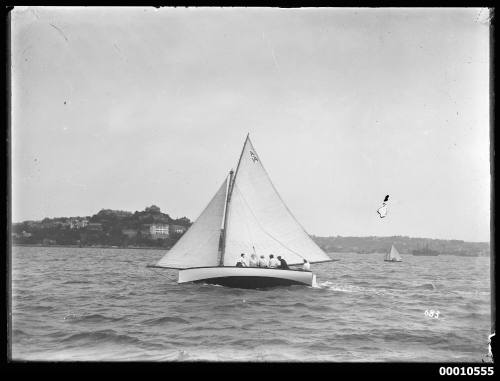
[178,266,314,288]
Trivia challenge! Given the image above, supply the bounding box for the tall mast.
[232,133,250,184]
[218,134,250,266]
[218,169,233,266]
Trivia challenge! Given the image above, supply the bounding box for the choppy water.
[10,246,491,361]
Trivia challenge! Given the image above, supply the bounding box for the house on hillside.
[170,224,187,235]
[150,224,169,240]
[70,219,89,229]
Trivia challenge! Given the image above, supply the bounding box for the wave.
[415,283,437,291]
[31,305,55,312]
[339,274,354,279]
[60,329,143,346]
[12,328,29,338]
[463,311,489,320]
[63,313,125,323]
[108,294,128,300]
[229,337,292,347]
[288,302,308,308]
[308,304,333,312]
[141,316,190,325]
[451,290,490,297]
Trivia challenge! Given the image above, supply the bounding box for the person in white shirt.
[268,254,280,268]
[249,253,258,267]
[302,259,310,271]
[236,253,248,267]
[258,255,268,268]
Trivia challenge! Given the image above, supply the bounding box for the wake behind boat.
[384,244,402,262]
[149,135,333,288]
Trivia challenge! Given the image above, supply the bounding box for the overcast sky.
[11,7,491,242]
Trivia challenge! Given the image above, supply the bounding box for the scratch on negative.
[474,8,492,25]
[262,32,280,73]
[113,43,125,59]
[49,23,69,43]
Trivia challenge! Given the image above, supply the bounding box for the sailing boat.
[150,135,333,288]
[384,244,402,262]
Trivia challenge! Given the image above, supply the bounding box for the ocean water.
[10,246,491,362]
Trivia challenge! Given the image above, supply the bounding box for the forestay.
[223,137,331,266]
[156,177,228,269]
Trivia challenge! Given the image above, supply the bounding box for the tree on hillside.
[145,205,161,213]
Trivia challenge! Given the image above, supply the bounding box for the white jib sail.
[223,137,331,267]
[387,245,401,261]
[156,177,228,269]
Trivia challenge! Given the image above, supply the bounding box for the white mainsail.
[156,177,228,269]
[223,136,331,266]
[385,244,402,261]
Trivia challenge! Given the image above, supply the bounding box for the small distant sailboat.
[384,244,402,262]
[149,135,333,288]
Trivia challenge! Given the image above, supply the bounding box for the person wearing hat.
[258,255,268,268]
[277,256,289,270]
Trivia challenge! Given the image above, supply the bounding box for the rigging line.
[231,183,306,260]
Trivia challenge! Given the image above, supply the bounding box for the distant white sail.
[223,137,331,266]
[385,244,402,261]
[156,177,228,269]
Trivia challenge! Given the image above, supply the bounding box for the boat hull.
[384,260,402,262]
[178,267,314,288]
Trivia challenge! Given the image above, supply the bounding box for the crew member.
[277,256,289,270]
[236,253,248,267]
[302,259,310,271]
